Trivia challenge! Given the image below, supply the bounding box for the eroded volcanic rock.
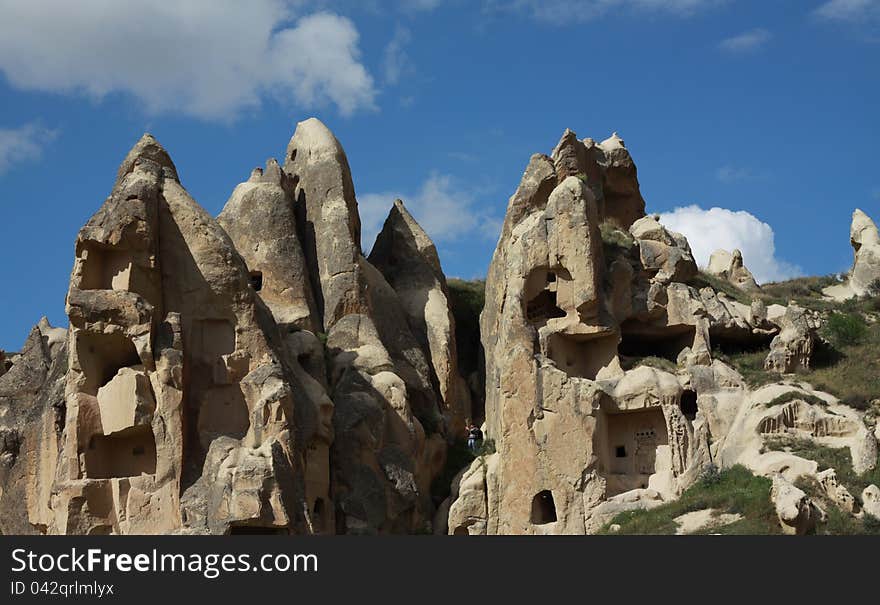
[0,121,466,535]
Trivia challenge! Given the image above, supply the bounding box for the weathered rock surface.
[764,305,814,374]
[443,128,876,535]
[369,199,471,435]
[0,121,467,535]
[707,249,759,291]
[824,209,880,300]
[550,129,646,230]
[771,474,821,535]
[2,122,878,536]
[283,119,455,534]
[452,130,718,535]
[218,159,319,333]
[862,484,880,519]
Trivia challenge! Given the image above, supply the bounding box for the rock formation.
[0,120,463,535]
[707,249,760,291]
[763,305,815,374]
[1,122,878,536]
[369,199,471,435]
[824,209,880,300]
[443,129,878,535]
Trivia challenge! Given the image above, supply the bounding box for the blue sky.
[1,0,879,350]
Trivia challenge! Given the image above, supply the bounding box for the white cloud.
[715,165,754,183]
[0,1,376,120]
[383,26,413,85]
[718,28,772,53]
[815,0,880,21]
[658,205,801,284]
[359,174,500,252]
[399,0,444,10]
[484,0,725,24]
[0,123,58,175]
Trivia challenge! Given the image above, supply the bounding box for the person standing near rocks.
[466,420,483,452]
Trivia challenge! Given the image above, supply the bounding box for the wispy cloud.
[447,151,479,162]
[483,0,726,24]
[814,0,880,21]
[718,28,772,53]
[383,25,413,85]
[0,2,377,120]
[399,0,445,11]
[359,173,501,252]
[0,122,58,176]
[715,165,756,184]
[659,205,801,283]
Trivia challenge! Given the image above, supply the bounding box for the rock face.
[0,120,465,535]
[550,130,646,230]
[448,131,716,535]
[218,159,319,333]
[824,209,880,300]
[283,119,450,534]
[56,134,317,535]
[2,122,878,536]
[764,305,814,374]
[369,199,471,435]
[707,249,759,291]
[443,129,876,535]
[771,474,821,535]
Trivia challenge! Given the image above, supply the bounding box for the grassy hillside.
[600,466,781,535]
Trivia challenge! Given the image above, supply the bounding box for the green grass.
[763,391,828,408]
[688,271,754,305]
[712,348,780,387]
[763,435,880,503]
[810,321,880,410]
[600,465,780,535]
[760,275,837,300]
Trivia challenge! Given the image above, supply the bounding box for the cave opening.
[78,244,133,291]
[84,424,157,479]
[680,389,698,421]
[524,268,570,326]
[546,332,618,380]
[75,331,142,395]
[530,490,557,525]
[312,498,326,533]
[249,270,263,292]
[600,407,670,497]
[618,321,695,363]
[708,329,774,355]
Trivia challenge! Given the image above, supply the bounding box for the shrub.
[763,391,828,408]
[822,312,868,348]
[599,221,636,259]
[698,463,721,487]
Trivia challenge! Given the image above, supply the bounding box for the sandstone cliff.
[0,121,460,535]
[1,123,878,535]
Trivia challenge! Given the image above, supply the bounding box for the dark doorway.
[680,389,698,421]
[530,490,557,525]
